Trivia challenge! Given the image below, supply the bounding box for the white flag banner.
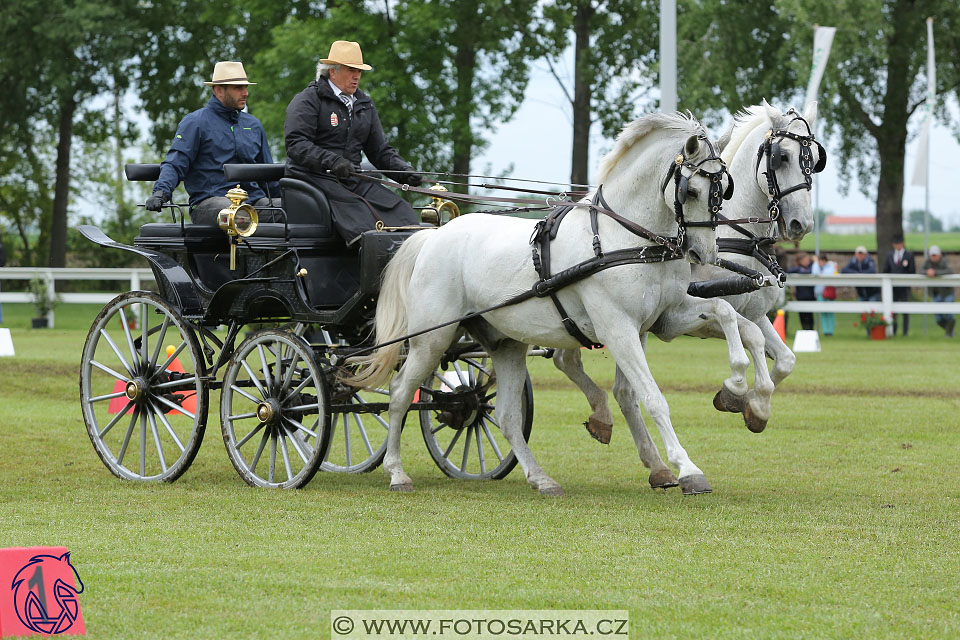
[912,17,936,187]
[804,26,836,108]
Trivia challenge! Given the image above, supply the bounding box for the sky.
[476,60,960,229]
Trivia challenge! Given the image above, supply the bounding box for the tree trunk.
[48,95,76,268]
[570,1,594,189]
[873,1,915,267]
[452,40,476,193]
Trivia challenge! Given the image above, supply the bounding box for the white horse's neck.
[599,129,680,238]
[719,123,773,240]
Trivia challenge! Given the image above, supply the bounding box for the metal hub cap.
[257,400,280,424]
[125,378,146,401]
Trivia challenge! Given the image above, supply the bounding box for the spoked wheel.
[220,329,331,488]
[322,376,390,473]
[80,291,208,482]
[420,354,534,480]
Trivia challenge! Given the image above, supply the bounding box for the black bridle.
[659,135,735,248]
[754,110,827,221]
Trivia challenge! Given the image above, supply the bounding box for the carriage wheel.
[220,329,331,488]
[321,376,390,473]
[80,291,208,482]
[419,354,534,480]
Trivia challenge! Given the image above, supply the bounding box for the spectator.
[788,252,816,331]
[149,61,281,225]
[812,253,837,336]
[841,246,881,302]
[0,227,5,324]
[882,233,915,336]
[922,245,955,337]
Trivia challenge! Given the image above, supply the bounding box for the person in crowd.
[0,227,5,323]
[841,246,881,302]
[882,233,915,336]
[922,245,955,337]
[812,253,837,336]
[148,61,281,225]
[788,251,816,331]
[284,41,422,245]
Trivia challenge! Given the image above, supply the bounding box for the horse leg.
[599,328,711,495]
[383,325,461,492]
[612,357,678,490]
[552,348,614,444]
[657,297,774,434]
[758,314,796,387]
[494,339,564,496]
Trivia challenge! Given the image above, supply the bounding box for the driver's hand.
[331,157,353,179]
[402,172,422,187]
[145,191,169,212]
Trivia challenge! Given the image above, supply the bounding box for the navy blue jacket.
[154,97,279,207]
[841,255,881,299]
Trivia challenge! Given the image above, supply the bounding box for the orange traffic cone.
[773,309,786,342]
[108,345,196,415]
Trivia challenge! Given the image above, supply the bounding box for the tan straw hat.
[204,61,255,86]
[320,41,373,71]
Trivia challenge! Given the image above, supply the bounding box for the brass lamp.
[420,184,460,226]
[217,185,259,270]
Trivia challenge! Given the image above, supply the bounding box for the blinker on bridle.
[660,135,735,247]
[754,110,827,220]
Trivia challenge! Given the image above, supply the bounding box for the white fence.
[0,267,156,328]
[1,267,958,335]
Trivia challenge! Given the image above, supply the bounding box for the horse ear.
[803,100,818,126]
[762,99,780,125]
[684,135,699,156]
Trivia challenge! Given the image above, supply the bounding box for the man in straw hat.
[284,41,422,245]
[148,61,281,224]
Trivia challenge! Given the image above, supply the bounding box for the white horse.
[352,112,774,495]
[554,101,822,463]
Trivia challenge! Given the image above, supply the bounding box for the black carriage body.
[81,164,417,335]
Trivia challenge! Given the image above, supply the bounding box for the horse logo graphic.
[11,552,84,635]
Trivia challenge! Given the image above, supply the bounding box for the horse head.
[11,552,84,634]
[598,112,733,266]
[723,100,825,242]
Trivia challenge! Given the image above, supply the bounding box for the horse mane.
[596,112,706,183]
[721,102,793,163]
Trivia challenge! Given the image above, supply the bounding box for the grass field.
[1,303,959,638]
[796,231,960,253]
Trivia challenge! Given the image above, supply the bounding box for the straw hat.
[320,41,373,71]
[204,61,255,86]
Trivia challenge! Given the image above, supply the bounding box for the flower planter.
[869,325,886,340]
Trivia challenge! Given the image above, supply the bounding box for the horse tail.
[344,230,434,388]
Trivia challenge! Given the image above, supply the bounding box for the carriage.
[78,164,536,489]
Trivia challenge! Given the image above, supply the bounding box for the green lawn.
[1,303,958,638]
[797,230,960,252]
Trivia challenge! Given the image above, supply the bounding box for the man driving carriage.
[147,61,282,224]
[284,41,422,245]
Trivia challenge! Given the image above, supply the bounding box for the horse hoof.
[743,404,767,433]
[539,485,565,497]
[648,469,679,489]
[680,474,713,495]
[713,387,745,413]
[390,482,414,492]
[584,418,613,445]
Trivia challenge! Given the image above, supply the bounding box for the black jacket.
[883,248,916,301]
[284,80,413,174]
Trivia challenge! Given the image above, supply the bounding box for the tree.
[676,1,960,267]
[775,0,960,265]
[539,1,659,188]
[906,208,943,232]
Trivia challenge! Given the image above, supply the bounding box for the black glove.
[145,191,169,212]
[400,172,422,187]
[331,157,353,179]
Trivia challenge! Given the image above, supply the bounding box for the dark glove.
[400,172,422,187]
[331,157,353,179]
[145,191,169,212]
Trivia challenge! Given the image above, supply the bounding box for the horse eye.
[780,151,789,163]
[686,187,700,200]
